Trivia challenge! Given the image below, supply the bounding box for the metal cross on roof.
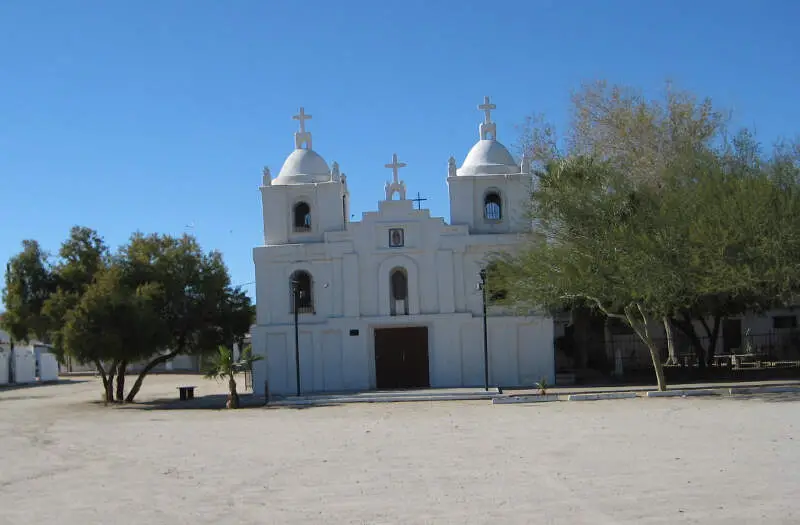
[411,192,428,210]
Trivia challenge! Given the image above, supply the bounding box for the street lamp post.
[478,269,489,392]
[291,280,302,396]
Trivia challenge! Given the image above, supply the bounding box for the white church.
[250,98,554,396]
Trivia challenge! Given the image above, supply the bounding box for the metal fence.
[608,330,800,372]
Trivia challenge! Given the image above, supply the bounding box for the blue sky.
[1,0,798,302]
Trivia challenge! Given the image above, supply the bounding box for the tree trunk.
[125,350,180,403]
[115,360,128,402]
[93,359,109,400]
[585,298,668,391]
[624,304,667,391]
[105,359,118,403]
[704,315,721,367]
[227,375,240,409]
[663,317,677,365]
[645,341,667,391]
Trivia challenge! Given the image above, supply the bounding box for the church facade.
[250,98,554,396]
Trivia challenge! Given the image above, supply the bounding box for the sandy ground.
[1,374,798,525]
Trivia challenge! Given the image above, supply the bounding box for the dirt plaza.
[0,374,797,524]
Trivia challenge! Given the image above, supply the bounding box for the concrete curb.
[493,394,560,405]
[567,392,638,401]
[271,391,499,407]
[729,385,800,395]
[646,389,718,398]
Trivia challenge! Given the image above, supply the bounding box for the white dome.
[273,148,331,185]
[457,139,519,176]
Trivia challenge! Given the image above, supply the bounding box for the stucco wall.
[252,314,553,397]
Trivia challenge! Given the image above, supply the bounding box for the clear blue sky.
[2,0,798,302]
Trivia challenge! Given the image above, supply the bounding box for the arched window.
[390,267,408,315]
[289,270,313,313]
[293,202,312,232]
[484,192,502,221]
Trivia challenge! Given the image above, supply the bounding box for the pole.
[480,269,489,392]
[293,283,301,396]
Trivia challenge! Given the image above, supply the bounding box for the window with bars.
[484,192,502,221]
[293,202,312,232]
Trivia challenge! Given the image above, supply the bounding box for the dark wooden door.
[374,327,430,389]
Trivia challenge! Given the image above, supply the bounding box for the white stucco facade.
[251,99,554,396]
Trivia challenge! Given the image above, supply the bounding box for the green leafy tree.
[497,145,800,390]
[62,266,168,402]
[42,227,111,365]
[1,240,56,345]
[493,157,686,390]
[4,227,250,403]
[517,80,800,369]
[118,233,252,402]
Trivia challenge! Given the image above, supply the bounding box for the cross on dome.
[478,96,496,124]
[292,107,312,133]
[292,107,313,150]
[477,95,498,141]
[384,153,407,184]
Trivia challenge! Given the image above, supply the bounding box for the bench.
[177,386,196,401]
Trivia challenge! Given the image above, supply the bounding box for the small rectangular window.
[349,329,359,336]
[773,315,797,329]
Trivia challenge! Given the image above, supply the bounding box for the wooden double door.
[374,327,430,389]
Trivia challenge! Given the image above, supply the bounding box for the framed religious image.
[388,228,404,247]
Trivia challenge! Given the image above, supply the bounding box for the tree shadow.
[119,393,343,411]
[122,393,262,411]
[0,378,89,393]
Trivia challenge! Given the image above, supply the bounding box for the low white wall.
[0,349,9,386]
[13,349,37,384]
[38,352,59,382]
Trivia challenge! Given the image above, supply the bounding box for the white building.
[250,98,554,396]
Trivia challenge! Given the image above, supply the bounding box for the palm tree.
[204,345,262,409]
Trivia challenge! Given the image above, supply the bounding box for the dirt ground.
[1,374,798,524]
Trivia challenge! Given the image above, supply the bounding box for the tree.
[4,227,250,403]
[1,240,56,344]
[62,266,167,402]
[118,233,252,402]
[43,227,111,365]
[498,135,800,390]
[517,80,800,369]
[493,156,691,390]
[204,344,262,409]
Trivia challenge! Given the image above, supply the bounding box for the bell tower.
[447,96,533,235]
[260,107,350,245]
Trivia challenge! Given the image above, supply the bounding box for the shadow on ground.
[739,392,800,403]
[0,378,89,394]
[117,394,342,411]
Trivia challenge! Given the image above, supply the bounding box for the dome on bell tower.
[456,96,520,176]
[272,107,333,185]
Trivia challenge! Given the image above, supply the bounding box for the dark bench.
[177,386,196,401]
